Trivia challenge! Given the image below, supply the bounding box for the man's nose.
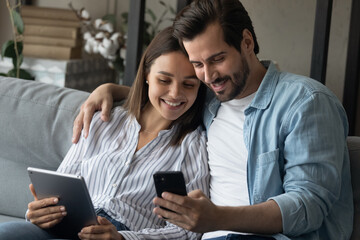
[203,65,217,84]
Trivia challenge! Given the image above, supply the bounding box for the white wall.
[0,1,13,51]
[242,0,351,101]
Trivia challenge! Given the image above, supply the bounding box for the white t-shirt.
[202,93,255,239]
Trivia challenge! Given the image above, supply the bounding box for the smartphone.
[153,171,187,213]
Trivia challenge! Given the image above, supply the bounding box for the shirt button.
[112,183,117,188]
[125,161,130,166]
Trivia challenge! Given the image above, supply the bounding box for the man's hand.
[78,216,124,240]
[27,184,67,229]
[154,189,283,235]
[72,84,114,143]
[153,189,220,233]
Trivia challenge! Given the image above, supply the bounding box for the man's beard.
[215,56,250,102]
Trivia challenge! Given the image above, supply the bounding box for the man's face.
[183,23,250,102]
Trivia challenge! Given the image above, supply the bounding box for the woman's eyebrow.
[158,71,197,80]
[158,71,173,77]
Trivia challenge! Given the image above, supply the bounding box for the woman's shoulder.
[92,106,127,122]
[181,125,207,146]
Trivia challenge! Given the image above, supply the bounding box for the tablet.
[27,167,98,238]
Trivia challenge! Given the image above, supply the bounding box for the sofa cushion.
[0,77,89,218]
[348,136,360,240]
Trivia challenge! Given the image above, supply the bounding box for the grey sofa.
[0,76,359,239]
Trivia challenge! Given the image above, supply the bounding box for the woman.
[0,27,209,240]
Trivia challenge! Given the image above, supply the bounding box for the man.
[73,0,353,239]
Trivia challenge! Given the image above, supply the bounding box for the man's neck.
[235,59,267,99]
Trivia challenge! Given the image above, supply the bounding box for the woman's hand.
[72,84,115,143]
[26,184,67,229]
[78,216,124,240]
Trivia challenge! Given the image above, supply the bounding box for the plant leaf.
[0,73,7,77]
[19,69,34,80]
[7,68,34,80]
[102,14,116,26]
[12,10,24,34]
[1,40,23,59]
[146,8,156,22]
[1,40,14,59]
[7,68,17,78]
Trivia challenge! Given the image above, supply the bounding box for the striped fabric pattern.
[57,107,209,240]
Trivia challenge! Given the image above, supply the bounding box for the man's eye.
[193,63,203,68]
[213,56,224,62]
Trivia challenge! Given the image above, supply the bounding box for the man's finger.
[72,111,84,143]
[100,101,111,122]
[81,224,107,234]
[82,105,96,139]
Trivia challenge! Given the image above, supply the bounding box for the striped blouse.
[57,106,209,240]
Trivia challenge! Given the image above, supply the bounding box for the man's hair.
[123,26,207,146]
[173,0,259,55]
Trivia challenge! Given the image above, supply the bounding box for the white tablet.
[27,167,98,238]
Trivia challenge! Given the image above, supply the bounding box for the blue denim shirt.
[203,61,353,240]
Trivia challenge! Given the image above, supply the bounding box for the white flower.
[94,18,103,29]
[100,22,114,33]
[83,31,92,40]
[107,54,116,61]
[80,9,90,20]
[102,37,112,49]
[84,41,93,54]
[95,32,106,40]
[120,48,126,60]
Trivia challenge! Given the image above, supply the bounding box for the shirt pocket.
[253,149,284,203]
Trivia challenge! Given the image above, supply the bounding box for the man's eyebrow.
[190,51,226,64]
[158,71,197,80]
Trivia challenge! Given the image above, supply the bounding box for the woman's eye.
[183,83,195,88]
[158,79,169,84]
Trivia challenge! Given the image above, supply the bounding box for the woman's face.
[146,51,200,121]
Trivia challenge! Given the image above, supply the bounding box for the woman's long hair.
[123,27,207,145]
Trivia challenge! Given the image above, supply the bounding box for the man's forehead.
[181,23,226,60]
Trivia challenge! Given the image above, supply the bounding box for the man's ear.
[241,29,254,53]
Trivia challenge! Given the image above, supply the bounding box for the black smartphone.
[153,171,187,213]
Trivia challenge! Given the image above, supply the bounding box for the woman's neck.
[139,103,172,134]
[135,103,173,152]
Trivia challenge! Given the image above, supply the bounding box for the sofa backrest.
[0,76,89,218]
[349,136,360,240]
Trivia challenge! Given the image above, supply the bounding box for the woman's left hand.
[78,216,124,240]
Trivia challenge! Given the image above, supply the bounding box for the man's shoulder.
[276,71,337,99]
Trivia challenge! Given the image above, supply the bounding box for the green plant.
[0,0,33,80]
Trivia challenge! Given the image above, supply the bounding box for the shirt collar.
[248,60,279,110]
